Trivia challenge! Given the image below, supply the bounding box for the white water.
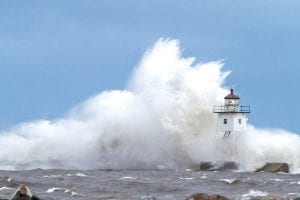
[0,38,299,171]
[241,190,269,199]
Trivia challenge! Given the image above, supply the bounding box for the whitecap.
[270,178,284,182]
[46,187,84,197]
[71,191,82,196]
[65,173,87,177]
[46,188,65,193]
[0,186,14,191]
[178,177,194,180]
[43,175,62,178]
[184,177,194,180]
[200,175,208,179]
[120,176,135,180]
[219,178,237,184]
[242,190,269,199]
[75,172,87,177]
[289,181,300,185]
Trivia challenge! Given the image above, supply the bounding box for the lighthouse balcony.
[213,105,250,113]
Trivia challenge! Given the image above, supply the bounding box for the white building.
[213,89,250,139]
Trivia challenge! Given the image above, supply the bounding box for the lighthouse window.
[223,119,227,124]
[238,119,242,124]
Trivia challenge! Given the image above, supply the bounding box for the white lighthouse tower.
[199,89,250,170]
[213,89,250,139]
[212,89,250,162]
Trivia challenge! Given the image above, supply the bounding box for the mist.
[0,39,299,172]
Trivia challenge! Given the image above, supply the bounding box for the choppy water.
[0,169,299,199]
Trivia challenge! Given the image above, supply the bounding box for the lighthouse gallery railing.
[213,106,250,113]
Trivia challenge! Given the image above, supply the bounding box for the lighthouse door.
[223,131,231,138]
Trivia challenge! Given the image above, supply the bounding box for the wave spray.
[0,39,299,171]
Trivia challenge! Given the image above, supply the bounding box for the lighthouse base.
[199,161,238,171]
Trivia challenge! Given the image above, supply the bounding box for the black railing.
[213,105,250,113]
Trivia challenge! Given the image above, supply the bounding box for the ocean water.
[0,169,299,199]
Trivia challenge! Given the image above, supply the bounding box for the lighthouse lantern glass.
[225,99,239,106]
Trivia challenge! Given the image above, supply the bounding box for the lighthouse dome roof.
[224,89,240,99]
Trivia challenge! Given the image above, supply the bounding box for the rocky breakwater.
[255,163,289,173]
[199,162,290,173]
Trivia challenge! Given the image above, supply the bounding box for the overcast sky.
[0,1,300,133]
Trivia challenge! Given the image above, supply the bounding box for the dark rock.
[185,193,230,200]
[255,163,289,173]
[11,185,40,200]
[200,162,216,171]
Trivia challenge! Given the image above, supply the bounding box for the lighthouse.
[213,89,250,139]
[199,89,250,170]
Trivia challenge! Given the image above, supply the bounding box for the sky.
[0,0,300,133]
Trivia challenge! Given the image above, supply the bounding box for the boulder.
[11,185,40,200]
[255,163,289,173]
[185,193,230,200]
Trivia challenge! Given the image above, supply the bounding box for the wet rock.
[185,193,230,200]
[11,185,40,200]
[255,163,289,173]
